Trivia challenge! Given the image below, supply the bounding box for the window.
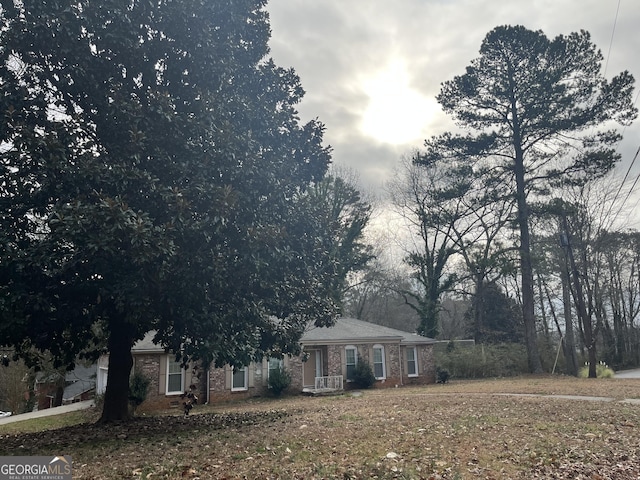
[232,366,248,391]
[345,346,357,381]
[406,346,418,377]
[268,357,283,380]
[372,345,386,379]
[166,356,184,395]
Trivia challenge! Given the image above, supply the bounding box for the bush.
[435,342,529,379]
[268,365,291,396]
[436,367,450,384]
[128,370,150,412]
[578,361,615,378]
[352,361,376,389]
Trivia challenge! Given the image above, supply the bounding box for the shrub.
[128,370,150,412]
[578,361,615,378]
[352,360,376,389]
[435,342,529,379]
[268,365,291,396]
[436,367,450,384]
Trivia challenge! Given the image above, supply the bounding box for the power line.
[600,0,640,225]
[606,88,640,225]
[602,0,621,77]
[618,147,640,212]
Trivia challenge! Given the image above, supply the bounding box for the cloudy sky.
[266,0,640,226]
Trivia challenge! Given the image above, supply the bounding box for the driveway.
[615,368,640,379]
[0,400,95,426]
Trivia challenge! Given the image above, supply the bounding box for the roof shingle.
[301,317,434,345]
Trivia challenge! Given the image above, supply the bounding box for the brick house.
[35,364,96,410]
[97,317,436,411]
[297,317,436,391]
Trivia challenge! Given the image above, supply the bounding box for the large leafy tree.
[293,173,374,312]
[0,0,341,422]
[419,25,636,372]
[464,281,523,344]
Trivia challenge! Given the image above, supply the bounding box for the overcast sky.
[266,0,640,227]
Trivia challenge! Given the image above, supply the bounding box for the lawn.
[1,376,639,479]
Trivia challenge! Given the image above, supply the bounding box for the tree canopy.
[419,25,636,372]
[0,0,366,421]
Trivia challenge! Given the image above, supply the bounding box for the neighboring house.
[98,317,436,412]
[35,364,96,410]
[62,364,96,405]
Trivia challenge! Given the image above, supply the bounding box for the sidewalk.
[0,400,95,426]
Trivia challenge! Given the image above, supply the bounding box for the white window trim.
[406,346,419,377]
[166,356,185,396]
[231,366,249,392]
[345,345,358,382]
[372,344,386,380]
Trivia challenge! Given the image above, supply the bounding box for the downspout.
[398,343,403,387]
[206,366,210,405]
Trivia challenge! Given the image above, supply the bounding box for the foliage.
[293,173,374,312]
[180,372,201,416]
[578,362,615,379]
[0,1,368,422]
[436,343,529,378]
[0,355,34,414]
[465,282,523,344]
[436,367,450,384]
[128,370,150,412]
[419,25,637,374]
[268,365,292,396]
[351,360,376,389]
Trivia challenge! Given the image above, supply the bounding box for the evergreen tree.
[419,25,636,372]
[0,0,355,422]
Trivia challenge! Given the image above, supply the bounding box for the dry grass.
[2,375,640,479]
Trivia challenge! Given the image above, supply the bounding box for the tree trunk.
[473,275,484,344]
[560,261,579,376]
[99,325,135,423]
[562,218,597,379]
[536,272,551,342]
[513,151,542,373]
[509,83,542,374]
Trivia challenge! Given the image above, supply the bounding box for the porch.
[302,375,344,395]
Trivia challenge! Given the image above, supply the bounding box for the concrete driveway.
[614,368,640,379]
[0,400,95,426]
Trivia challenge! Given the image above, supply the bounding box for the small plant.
[181,384,199,415]
[268,365,291,396]
[128,369,150,413]
[578,361,615,378]
[352,360,376,389]
[181,365,202,415]
[436,367,450,384]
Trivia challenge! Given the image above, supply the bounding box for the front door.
[303,349,323,388]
